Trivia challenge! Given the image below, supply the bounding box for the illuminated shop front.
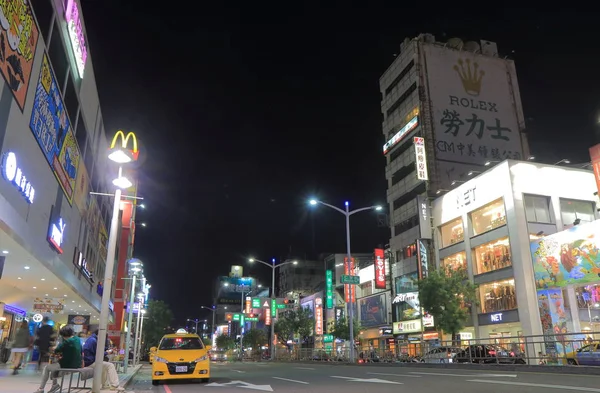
[433,160,599,340]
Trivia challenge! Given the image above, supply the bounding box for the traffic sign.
[252,298,261,308]
[340,274,359,284]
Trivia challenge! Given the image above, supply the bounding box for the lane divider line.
[273,377,309,384]
[368,372,422,378]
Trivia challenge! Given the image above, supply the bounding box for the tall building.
[0,0,115,346]
[278,259,324,297]
[380,33,529,303]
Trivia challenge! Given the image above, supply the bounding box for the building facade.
[278,259,324,298]
[432,160,599,347]
[0,0,115,346]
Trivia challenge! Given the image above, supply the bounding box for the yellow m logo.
[110,131,139,161]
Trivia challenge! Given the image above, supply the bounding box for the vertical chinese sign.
[29,53,80,205]
[413,137,429,180]
[64,0,88,78]
[325,270,333,309]
[0,1,39,111]
[265,308,271,326]
[344,257,356,303]
[315,298,323,335]
[245,296,251,314]
[374,249,386,289]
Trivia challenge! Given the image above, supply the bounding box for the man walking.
[34,326,82,393]
[35,317,55,372]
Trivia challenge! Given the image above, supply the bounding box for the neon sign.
[2,152,35,203]
[383,115,419,154]
[48,216,66,254]
[65,0,88,78]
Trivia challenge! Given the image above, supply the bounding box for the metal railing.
[273,331,600,366]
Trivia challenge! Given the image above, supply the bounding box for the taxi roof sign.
[176,328,188,334]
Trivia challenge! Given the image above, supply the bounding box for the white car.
[422,347,461,363]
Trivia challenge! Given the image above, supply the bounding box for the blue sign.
[4,304,26,316]
[2,152,35,203]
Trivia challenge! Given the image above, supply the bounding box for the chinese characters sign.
[413,137,428,180]
[65,0,87,78]
[424,46,524,166]
[0,1,39,111]
[245,296,251,314]
[344,257,356,303]
[374,248,386,289]
[2,151,35,203]
[325,270,333,309]
[315,298,323,335]
[30,53,81,205]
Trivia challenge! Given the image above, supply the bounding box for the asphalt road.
[127,361,600,393]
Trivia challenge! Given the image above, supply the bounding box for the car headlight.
[223,355,227,359]
[154,356,168,363]
[195,355,208,362]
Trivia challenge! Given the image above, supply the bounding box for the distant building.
[278,259,324,297]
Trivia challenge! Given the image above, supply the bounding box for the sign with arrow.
[206,380,273,391]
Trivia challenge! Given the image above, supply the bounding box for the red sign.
[374,249,386,289]
[344,257,356,303]
[245,296,251,314]
[265,308,271,326]
[590,144,600,196]
[315,298,323,335]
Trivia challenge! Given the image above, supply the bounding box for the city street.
[127,362,600,392]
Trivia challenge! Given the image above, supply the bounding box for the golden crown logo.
[453,58,484,96]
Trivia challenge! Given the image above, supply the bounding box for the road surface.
[127,361,600,392]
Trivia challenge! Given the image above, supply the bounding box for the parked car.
[455,344,525,364]
[422,346,461,363]
[564,343,600,365]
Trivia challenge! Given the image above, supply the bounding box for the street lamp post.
[309,199,382,363]
[92,132,139,393]
[248,258,298,360]
[133,292,145,366]
[187,318,200,333]
[200,306,216,343]
[137,309,147,364]
[123,259,143,373]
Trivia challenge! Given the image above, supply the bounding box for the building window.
[560,198,595,227]
[440,217,464,248]
[440,252,467,276]
[386,82,417,117]
[361,282,373,297]
[472,237,511,275]
[32,0,54,41]
[48,19,69,90]
[63,77,79,127]
[470,198,506,236]
[524,194,552,223]
[384,60,415,96]
[391,162,416,186]
[479,278,517,314]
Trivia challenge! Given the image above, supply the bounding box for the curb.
[275,361,600,375]
[121,364,143,388]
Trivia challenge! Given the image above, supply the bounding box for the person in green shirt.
[35,325,82,393]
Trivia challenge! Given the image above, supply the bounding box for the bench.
[55,368,92,392]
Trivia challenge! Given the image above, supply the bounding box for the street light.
[123,259,143,373]
[93,131,139,393]
[309,198,382,363]
[187,318,200,333]
[248,257,298,360]
[200,306,217,344]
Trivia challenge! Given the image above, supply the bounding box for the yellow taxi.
[148,347,157,364]
[152,329,211,385]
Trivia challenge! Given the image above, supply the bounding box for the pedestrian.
[82,329,123,391]
[35,317,56,372]
[34,325,82,393]
[11,321,32,374]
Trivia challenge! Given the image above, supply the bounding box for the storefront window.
[479,278,517,314]
[440,252,467,277]
[470,199,506,236]
[440,217,464,248]
[472,237,512,275]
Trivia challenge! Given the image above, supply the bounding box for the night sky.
[81,3,599,322]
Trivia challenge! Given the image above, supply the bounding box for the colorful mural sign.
[531,220,600,289]
[0,1,39,111]
[29,53,80,205]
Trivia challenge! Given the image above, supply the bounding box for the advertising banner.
[325,270,333,309]
[393,319,421,334]
[374,249,386,289]
[416,195,432,239]
[413,137,429,180]
[315,298,323,335]
[531,220,600,289]
[216,276,255,304]
[29,53,80,205]
[589,144,600,196]
[73,161,89,214]
[98,221,108,264]
[359,293,386,327]
[0,1,39,111]
[417,239,429,279]
[344,257,356,303]
[33,297,65,313]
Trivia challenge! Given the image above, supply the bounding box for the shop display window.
[440,217,464,248]
[472,237,512,275]
[577,284,600,309]
[479,278,517,314]
[440,252,467,277]
[470,199,506,236]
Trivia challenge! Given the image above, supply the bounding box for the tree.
[274,307,314,343]
[243,328,267,355]
[215,334,235,350]
[142,300,174,350]
[331,317,361,341]
[296,307,314,341]
[418,268,478,338]
[274,315,295,344]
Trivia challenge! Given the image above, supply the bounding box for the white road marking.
[467,379,600,392]
[206,380,273,391]
[410,371,517,378]
[273,377,309,384]
[295,367,315,370]
[367,372,422,378]
[331,376,403,384]
[232,369,246,373]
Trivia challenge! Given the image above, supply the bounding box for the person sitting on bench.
[34,325,82,393]
[82,329,123,391]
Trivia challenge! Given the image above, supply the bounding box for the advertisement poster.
[0,1,39,111]
[29,53,80,204]
[374,248,386,289]
[359,293,386,327]
[86,197,101,240]
[73,161,89,214]
[537,289,581,358]
[98,221,108,264]
[33,297,65,313]
[531,220,600,289]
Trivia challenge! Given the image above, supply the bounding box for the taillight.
[488,350,496,356]
[510,351,515,357]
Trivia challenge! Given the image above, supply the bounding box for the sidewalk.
[0,362,142,392]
